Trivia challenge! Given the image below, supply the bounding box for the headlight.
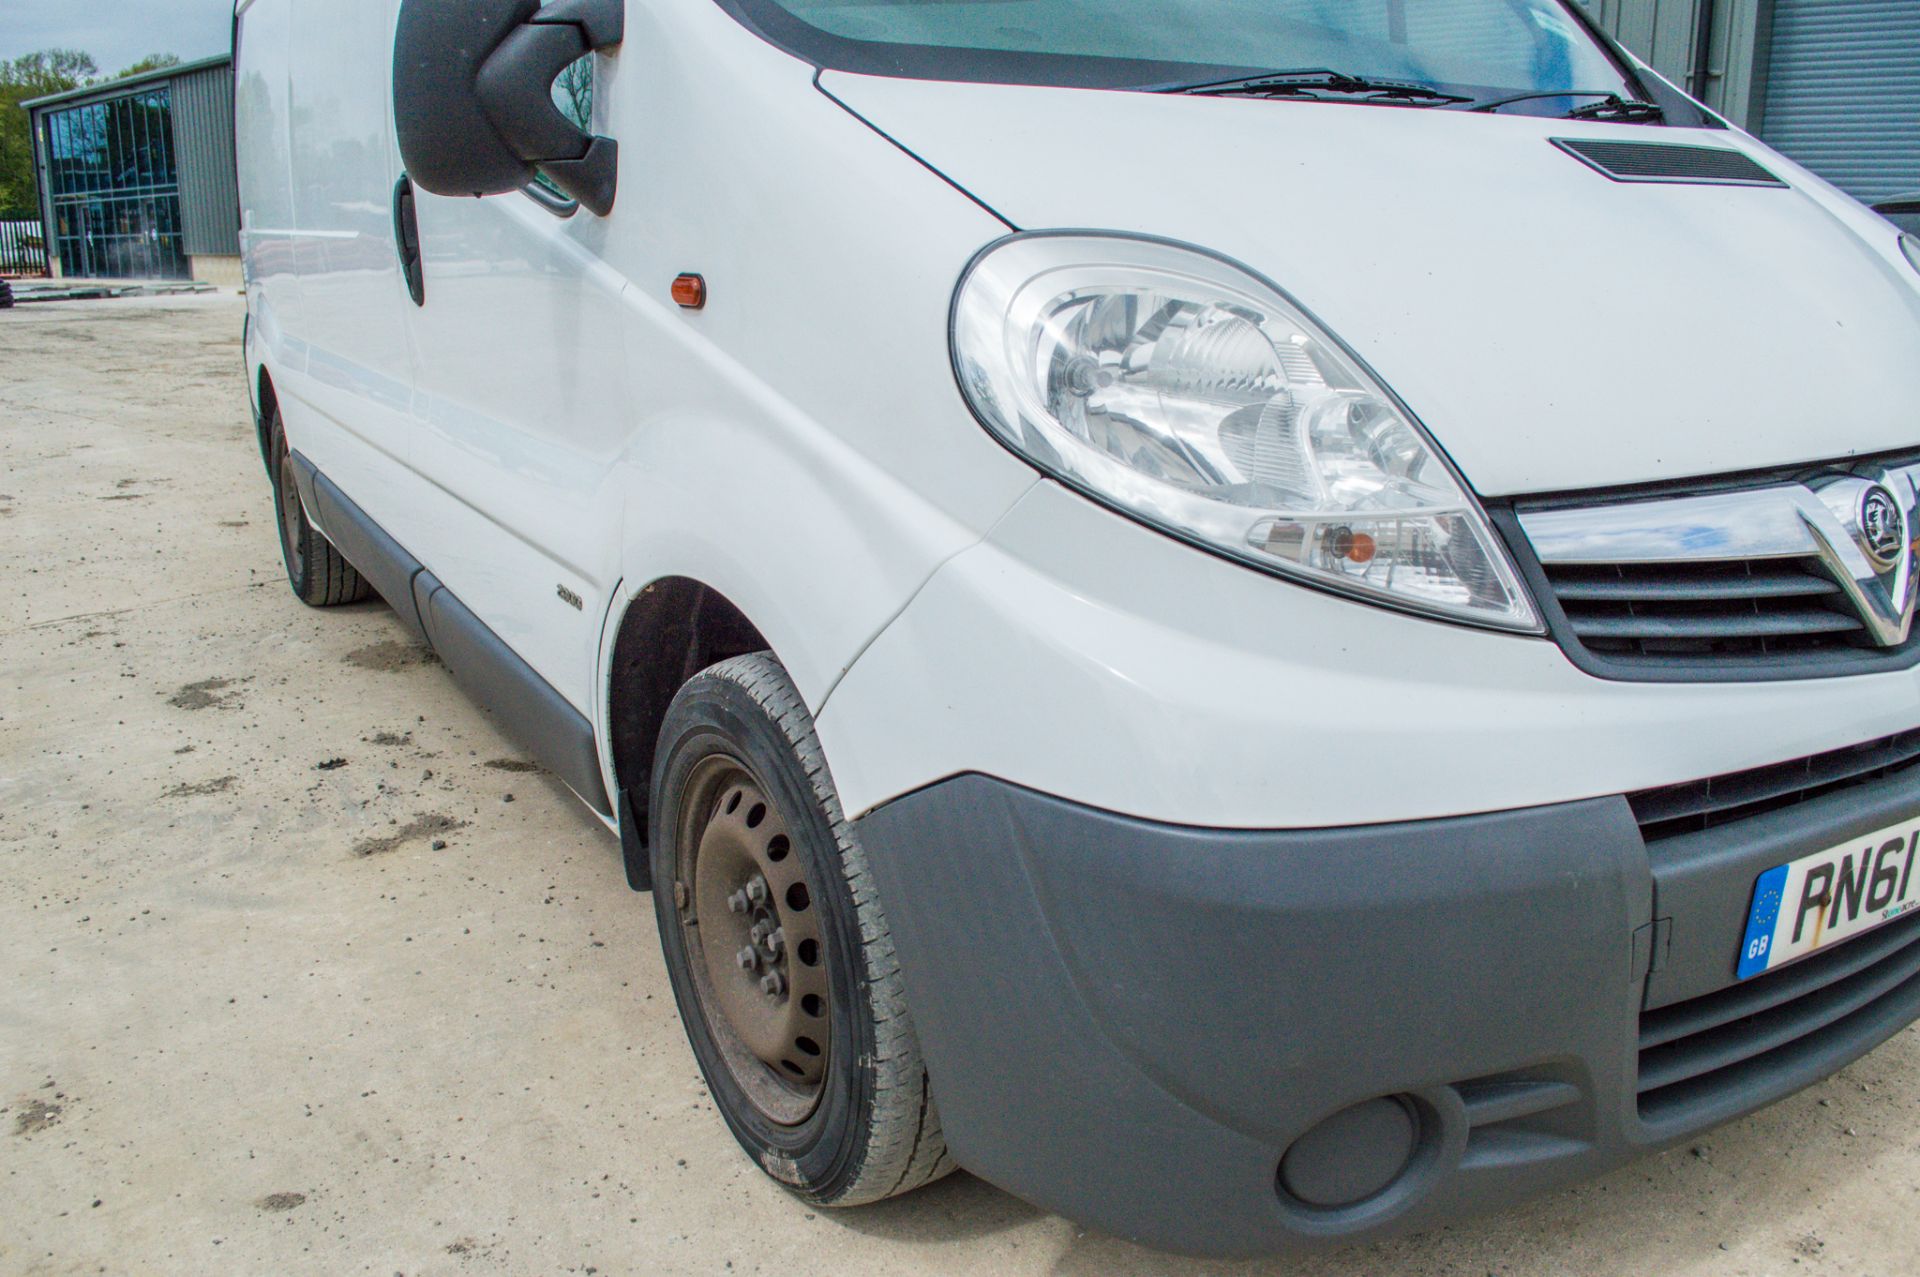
[951,235,1541,632]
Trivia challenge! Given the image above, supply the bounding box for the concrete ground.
[3,294,1919,1277]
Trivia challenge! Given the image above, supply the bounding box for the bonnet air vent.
[1552,138,1786,187]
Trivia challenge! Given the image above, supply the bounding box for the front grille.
[1636,909,1920,1122]
[1506,458,1920,682]
[1543,557,1863,666]
[1631,730,1920,842]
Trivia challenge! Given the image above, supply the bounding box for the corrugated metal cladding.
[1762,0,1920,204]
[171,61,241,257]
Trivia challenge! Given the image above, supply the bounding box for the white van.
[235,0,1920,1256]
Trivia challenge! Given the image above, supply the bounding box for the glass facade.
[41,88,188,280]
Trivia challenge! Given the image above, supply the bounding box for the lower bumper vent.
[1630,729,1920,842]
[1636,911,1920,1123]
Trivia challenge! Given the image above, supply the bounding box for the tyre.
[649,653,953,1205]
[267,407,371,607]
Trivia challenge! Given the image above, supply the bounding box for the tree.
[553,56,593,133]
[4,49,97,95]
[1,50,99,219]
[118,54,182,80]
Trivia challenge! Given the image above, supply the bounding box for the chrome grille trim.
[1516,464,1920,664]
[1522,484,1837,565]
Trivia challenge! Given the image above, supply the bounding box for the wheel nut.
[726,889,749,915]
[760,972,786,997]
[745,876,770,907]
[764,927,785,958]
[736,946,760,972]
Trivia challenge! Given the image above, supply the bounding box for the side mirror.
[394,0,624,216]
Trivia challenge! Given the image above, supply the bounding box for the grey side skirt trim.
[419,575,612,815]
[290,453,430,645]
[291,452,612,817]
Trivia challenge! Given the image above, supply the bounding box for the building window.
[41,88,189,280]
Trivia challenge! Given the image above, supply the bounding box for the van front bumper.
[852,767,1920,1258]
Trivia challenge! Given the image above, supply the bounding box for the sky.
[2,0,232,79]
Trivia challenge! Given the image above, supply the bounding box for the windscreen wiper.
[1565,95,1665,123]
[1472,90,1666,122]
[1158,69,1473,107]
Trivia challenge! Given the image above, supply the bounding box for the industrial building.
[22,55,240,286]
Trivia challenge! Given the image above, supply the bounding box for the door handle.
[394,0,624,216]
[393,176,426,307]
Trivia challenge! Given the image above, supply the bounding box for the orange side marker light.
[671,273,707,310]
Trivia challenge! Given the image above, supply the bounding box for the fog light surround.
[1278,1095,1422,1210]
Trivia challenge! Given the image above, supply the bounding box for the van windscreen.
[721,0,1636,105]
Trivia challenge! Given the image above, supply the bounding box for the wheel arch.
[604,575,771,890]
[253,362,279,470]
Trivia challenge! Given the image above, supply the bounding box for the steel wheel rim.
[676,755,831,1126]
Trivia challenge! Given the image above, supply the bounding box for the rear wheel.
[267,408,369,607]
[650,654,953,1205]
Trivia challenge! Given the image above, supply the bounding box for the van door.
[280,0,420,533]
[389,29,630,718]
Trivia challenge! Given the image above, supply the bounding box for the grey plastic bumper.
[852,773,1920,1257]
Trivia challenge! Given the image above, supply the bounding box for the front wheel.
[649,654,953,1205]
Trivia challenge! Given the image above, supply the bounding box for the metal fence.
[1,220,52,277]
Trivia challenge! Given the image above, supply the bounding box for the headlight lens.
[952,235,1540,632]
[1902,234,1920,276]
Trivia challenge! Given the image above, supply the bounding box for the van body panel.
[244,0,1041,736]
[596,0,1037,543]
[820,479,1920,828]
[818,71,1920,499]
[273,0,421,535]
[233,0,305,377]
[581,1,1037,713]
[399,187,632,715]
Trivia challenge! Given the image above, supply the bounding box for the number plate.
[1737,819,1920,979]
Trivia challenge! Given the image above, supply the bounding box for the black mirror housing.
[394,0,624,216]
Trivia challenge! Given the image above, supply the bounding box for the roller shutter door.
[1760,0,1920,205]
